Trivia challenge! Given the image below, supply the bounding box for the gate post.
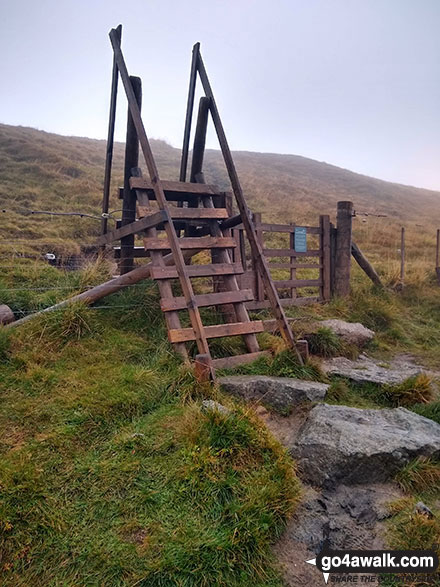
[320,215,331,301]
[334,201,353,297]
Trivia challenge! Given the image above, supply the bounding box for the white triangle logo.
[306,557,330,584]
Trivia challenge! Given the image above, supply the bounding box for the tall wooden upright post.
[334,201,353,297]
[120,76,142,275]
[190,97,210,183]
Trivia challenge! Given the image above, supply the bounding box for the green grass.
[305,326,342,358]
[0,268,301,586]
[218,348,326,382]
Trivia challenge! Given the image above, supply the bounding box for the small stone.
[201,400,231,416]
[320,319,375,347]
[414,501,434,519]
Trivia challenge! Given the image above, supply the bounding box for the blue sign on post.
[294,227,307,252]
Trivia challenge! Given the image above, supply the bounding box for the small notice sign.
[294,227,307,252]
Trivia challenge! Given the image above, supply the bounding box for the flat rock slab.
[322,354,423,385]
[291,403,440,488]
[219,375,328,411]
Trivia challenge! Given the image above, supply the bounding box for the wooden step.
[168,320,264,343]
[143,236,236,250]
[150,262,244,280]
[161,289,254,312]
[130,177,224,201]
[170,208,229,220]
[211,350,271,370]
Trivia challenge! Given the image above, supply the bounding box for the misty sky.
[1,0,439,190]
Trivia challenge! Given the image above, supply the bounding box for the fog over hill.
[1,123,439,242]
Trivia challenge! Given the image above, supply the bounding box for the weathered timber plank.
[129,177,221,196]
[268,262,322,269]
[150,263,244,279]
[258,223,321,234]
[274,279,322,288]
[143,236,236,250]
[264,249,321,257]
[170,208,229,220]
[168,320,264,343]
[161,289,254,312]
[246,297,320,310]
[211,351,271,369]
[97,210,166,245]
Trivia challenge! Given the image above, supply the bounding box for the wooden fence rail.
[232,214,332,309]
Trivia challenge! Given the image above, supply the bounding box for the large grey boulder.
[320,319,375,346]
[291,404,440,488]
[219,375,328,411]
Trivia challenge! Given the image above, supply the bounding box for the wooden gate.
[233,213,331,309]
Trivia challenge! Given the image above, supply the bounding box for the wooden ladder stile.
[110,30,214,377]
[108,28,302,378]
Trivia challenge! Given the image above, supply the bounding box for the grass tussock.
[383,374,434,407]
[219,348,326,382]
[395,458,440,495]
[411,401,440,426]
[306,326,342,357]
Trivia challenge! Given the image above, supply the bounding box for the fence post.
[330,222,337,295]
[436,229,440,284]
[320,215,331,301]
[120,76,142,275]
[334,201,353,297]
[400,227,405,286]
[289,224,297,300]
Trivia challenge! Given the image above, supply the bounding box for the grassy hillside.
[1,124,440,585]
[1,121,439,238]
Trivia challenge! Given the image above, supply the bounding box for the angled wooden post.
[334,201,353,297]
[180,43,200,182]
[101,24,121,238]
[120,75,142,274]
[252,212,264,302]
